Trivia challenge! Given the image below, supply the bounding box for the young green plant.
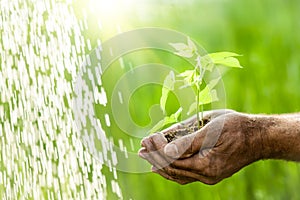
[150,37,243,133]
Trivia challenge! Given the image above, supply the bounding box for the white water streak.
[0,0,122,199]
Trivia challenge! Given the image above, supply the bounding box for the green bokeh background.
[2,0,299,199]
[80,0,300,199]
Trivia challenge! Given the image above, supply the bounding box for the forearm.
[257,113,300,161]
[274,112,300,119]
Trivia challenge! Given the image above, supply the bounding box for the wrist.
[259,115,300,161]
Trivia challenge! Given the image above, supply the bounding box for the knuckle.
[177,180,189,185]
[203,162,221,178]
[152,133,168,148]
[164,167,176,177]
[204,178,220,185]
[205,170,218,178]
[165,175,173,181]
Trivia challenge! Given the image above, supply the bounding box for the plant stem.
[200,104,204,127]
[199,66,205,127]
[196,88,200,128]
[195,53,205,128]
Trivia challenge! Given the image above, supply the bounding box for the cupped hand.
[139,109,265,185]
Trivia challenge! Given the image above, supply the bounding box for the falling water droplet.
[0,0,122,199]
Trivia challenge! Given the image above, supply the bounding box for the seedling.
[150,37,242,139]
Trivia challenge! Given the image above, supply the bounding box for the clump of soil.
[163,118,210,142]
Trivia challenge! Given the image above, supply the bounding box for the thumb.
[164,129,206,159]
[164,113,227,159]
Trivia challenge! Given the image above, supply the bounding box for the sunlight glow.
[88,0,135,23]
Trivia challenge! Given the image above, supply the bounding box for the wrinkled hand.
[139,109,265,185]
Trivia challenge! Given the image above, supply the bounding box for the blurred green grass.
[77,0,300,199]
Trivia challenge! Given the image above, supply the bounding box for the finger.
[140,135,153,150]
[141,133,168,151]
[138,147,160,167]
[151,133,168,150]
[155,165,217,185]
[140,133,177,169]
[142,146,212,172]
[152,166,197,185]
[153,171,191,185]
[164,115,227,159]
[170,151,211,172]
[199,114,228,151]
[138,147,148,160]
[164,129,205,159]
[139,145,173,170]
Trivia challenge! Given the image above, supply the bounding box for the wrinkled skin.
[139,109,300,185]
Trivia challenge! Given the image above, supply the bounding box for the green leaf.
[209,90,219,102]
[161,87,169,114]
[160,71,175,114]
[187,102,197,115]
[208,52,243,68]
[163,71,176,90]
[215,57,242,68]
[149,107,182,133]
[187,37,197,52]
[172,107,183,120]
[210,52,241,58]
[174,50,194,58]
[207,77,221,90]
[198,86,219,105]
[200,55,214,71]
[169,39,195,58]
[178,70,194,84]
[178,70,194,78]
[187,86,219,115]
[169,43,189,52]
[149,119,167,134]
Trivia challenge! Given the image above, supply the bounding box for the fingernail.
[140,137,149,147]
[164,143,179,157]
[138,149,147,159]
[151,166,158,172]
[138,153,145,159]
[198,149,210,158]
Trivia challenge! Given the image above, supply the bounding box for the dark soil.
[163,118,210,142]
